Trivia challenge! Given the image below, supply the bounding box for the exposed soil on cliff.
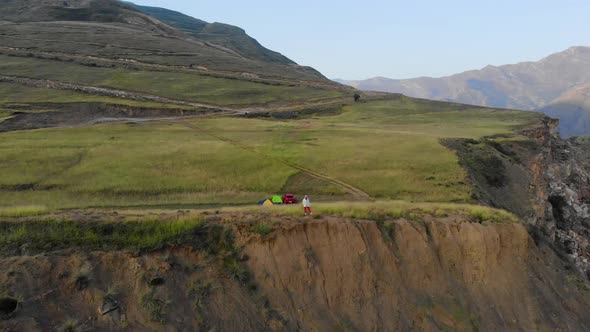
[1,212,590,331]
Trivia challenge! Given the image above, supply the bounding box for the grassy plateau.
[0,96,542,210]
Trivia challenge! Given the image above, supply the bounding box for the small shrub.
[187,279,213,309]
[141,292,169,324]
[252,222,272,236]
[470,316,480,332]
[119,320,129,329]
[59,319,78,332]
[224,257,250,284]
[376,220,397,242]
[407,212,422,221]
[433,209,449,218]
[423,222,433,240]
[106,286,118,297]
[304,247,319,265]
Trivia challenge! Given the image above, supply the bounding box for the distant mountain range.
[336,47,590,137]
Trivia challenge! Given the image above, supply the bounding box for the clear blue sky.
[133,0,590,80]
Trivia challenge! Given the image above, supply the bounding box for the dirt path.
[0,74,352,133]
[0,75,236,111]
[182,122,372,199]
[0,75,350,115]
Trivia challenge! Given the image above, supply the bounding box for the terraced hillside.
[0,0,353,134]
[131,4,297,65]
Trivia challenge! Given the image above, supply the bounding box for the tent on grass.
[258,199,273,206]
[271,195,283,204]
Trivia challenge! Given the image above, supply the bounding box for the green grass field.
[0,97,543,209]
[0,108,11,122]
[0,55,344,106]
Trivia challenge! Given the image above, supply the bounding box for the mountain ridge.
[337,46,590,136]
[342,46,590,83]
[0,0,324,81]
[132,4,296,65]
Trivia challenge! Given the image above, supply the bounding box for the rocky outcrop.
[450,115,590,280]
[515,117,590,278]
[545,136,590,276]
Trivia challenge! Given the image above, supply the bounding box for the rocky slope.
[447,116,590,280]
[2,215,590,331]
[132,4,295,65]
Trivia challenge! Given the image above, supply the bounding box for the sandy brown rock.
[242,218,590,331]
[1,217,590,331]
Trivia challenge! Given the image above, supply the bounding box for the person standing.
[303,195,312,216]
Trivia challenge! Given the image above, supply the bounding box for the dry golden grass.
[0,205,49,218]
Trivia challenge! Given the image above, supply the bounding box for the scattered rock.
[99,296,119,316]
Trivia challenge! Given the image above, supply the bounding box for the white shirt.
[303,197,311,207]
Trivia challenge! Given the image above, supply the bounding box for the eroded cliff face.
[512,118,590,278]
[0,247,271,332]
[2,217,590,332]
[240,218,590,332]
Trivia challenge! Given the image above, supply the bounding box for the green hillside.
[0,0,329,81]
[0,55,343,107]
[0,97,542,209]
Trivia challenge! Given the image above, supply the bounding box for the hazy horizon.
[132,0,590,80]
